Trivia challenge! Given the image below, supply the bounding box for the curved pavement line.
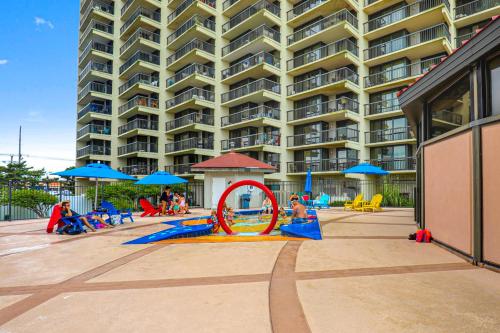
[269,241,311,333]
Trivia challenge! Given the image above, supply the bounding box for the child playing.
[227,207,235,226]
[208,209,220,233]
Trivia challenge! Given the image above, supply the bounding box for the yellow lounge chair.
[357,194,383,212]
[344,194,363,211]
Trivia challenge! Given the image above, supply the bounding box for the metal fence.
[265,179,416,207]
[0,181,204,221]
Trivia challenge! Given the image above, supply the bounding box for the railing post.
[8,180,12,221]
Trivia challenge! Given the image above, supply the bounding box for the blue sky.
[0,0,79,172]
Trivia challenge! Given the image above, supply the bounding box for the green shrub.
[0,189,58,218]
[382,184,414,207]
[329,201,346,207]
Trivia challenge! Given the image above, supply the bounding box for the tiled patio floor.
[0,208,498,332]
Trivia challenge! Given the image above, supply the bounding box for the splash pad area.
[124,209,322,244]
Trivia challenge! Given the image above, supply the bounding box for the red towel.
[46,204,64,233]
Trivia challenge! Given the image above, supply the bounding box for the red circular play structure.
[217,180,279,235]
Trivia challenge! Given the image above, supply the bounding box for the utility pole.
[18,126,22,163]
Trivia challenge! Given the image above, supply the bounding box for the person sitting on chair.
[261,196,272,214]
[291,200,308,224]
[160,187,173,215]
[60,201,113,232]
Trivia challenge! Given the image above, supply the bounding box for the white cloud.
[34,16,54,29]
[26,111,45,123]
[0,59,7,65]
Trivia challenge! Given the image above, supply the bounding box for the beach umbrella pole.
[94,178,98,210]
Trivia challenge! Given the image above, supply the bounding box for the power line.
[0,153,74,162]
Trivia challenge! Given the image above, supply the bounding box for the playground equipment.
[217,179,278,235]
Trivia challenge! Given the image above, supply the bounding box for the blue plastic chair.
[101,200,134,224]
[312,193,330,209]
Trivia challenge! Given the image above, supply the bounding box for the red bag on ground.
[416,229,432,243]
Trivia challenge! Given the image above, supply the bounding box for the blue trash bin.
[240,194,251,209]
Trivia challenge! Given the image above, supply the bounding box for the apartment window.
[487,56,500,116]
[336,148,358,161]
[370,145,412,161]
[370,116,407,132]
[429,74,471,138]
[369,89,401,113]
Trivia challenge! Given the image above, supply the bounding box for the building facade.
[76,0,500,182]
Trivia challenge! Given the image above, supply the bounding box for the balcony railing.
[165,113,214,131]
[364,0,450,33]
[221,133,281,150]
[118,142,158,155]
[78,81,112,100]
[287,67,358,96]
[455,32,474,46]
[287,9,358,46]
[287,38,358,71]
[168,0,216,24]
[287,0,328,20]
[77,124,111,138]
[78,102,112,119]
[118,119,159,135]
[119,51,160,74]
[222,25,280,56]
[166,63,215,87]
[222,0,280,33]
[120,165,158,175]
[166,39,215,66]
[370,157,416,171]
[165,137,214,152]
[77,145,111,157]
[221,79,280,103]
[120,7,161,35]
[118,96,159,115]
[364,98,400,116]
[287,98,359,122]
[287,127,359,147]
[165,163,197,175]
[364,24,450,60]
[364,56,442,87]
[119,73,159,94]
[455,0,499,19]
[365,127,412,144]
[167,15,215,45]
[287,158,359,173]
[81,1,114,28]
[78,61,112,81]
[222,0,239,10]
[432,110,463,125]
[79,41,113,63]
[120,28,160,55]
[221,105,280,127]
[166,87,214,109]
[79,20,113,45]
[222,52,280,80]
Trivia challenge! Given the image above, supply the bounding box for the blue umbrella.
[304,168,312,193]
[53,163,137,209]
[135,171,187,185]
[341,163,389,175]
[135,171,188,201]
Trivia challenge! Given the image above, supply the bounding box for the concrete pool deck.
[0,208,498,332]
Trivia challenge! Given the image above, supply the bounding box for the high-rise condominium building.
[76,0,499,182]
